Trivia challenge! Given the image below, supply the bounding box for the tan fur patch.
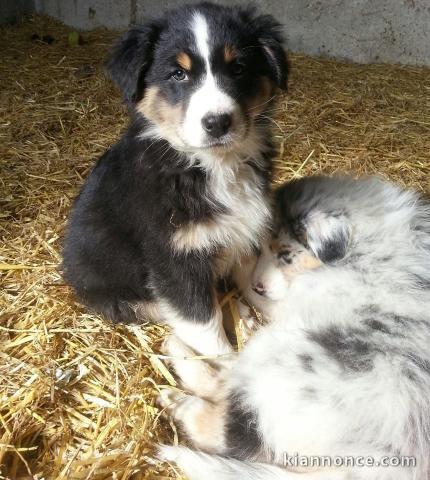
[297,254,323,271]
[137,86,183,142]
[163,334,224,398]
[246,76,275,117]
[269,236,281,253]
[161,391,228,451]
[270,234,323,280]
[176,51,192,71]
[282,250,323,280]
[214,248,237,278]
[223,44,236,63]
[171,219,219,253]
[191,400,227,451]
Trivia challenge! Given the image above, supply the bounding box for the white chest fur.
[171,160,271,261]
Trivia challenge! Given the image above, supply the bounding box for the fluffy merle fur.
[62,2,288,352]
[160,176,430,480]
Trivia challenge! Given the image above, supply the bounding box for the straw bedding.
[1,14,429,480]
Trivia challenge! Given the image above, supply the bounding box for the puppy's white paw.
[161,334,222,398]
[162,334,195,359]
[157,387,186,411]
[157,444,181,463]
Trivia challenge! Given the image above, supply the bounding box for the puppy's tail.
[159,446,346,480]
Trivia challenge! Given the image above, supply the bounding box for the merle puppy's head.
[106,2,288,154]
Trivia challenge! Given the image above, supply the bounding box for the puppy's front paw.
[161,334,222,398]
[157,444,181,463]
[157,387,186,411]
[162,334,194,362]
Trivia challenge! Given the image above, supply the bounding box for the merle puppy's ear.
[276,179,351,263]
[105,21,163,103]
[292,210,351,263]
[253,14,289,90]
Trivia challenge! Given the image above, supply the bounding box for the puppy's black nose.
[252,282,266,296]
[202,113,232,138]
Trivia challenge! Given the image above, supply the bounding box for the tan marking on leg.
[163,335,225,398]
[176,51,192,71]
[223,44,236,63]
[191,399,227,451]
[163,392,228,452]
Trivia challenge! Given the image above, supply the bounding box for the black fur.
[275,178,351,263]
[106,3,288,107]
[308,326,377,373]
[364,318,391,334]
[106,21,165,103]
[405,353,430,376]
[225,390,264,461]
[314,227,349,263]
[63,119,218,323]
[62,3,288,326]
[297,353,315,372]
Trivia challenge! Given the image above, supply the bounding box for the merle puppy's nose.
[202,113,232,138]
[252,282,266,296]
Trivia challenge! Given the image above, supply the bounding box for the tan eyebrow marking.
[176,51,192,71]
[223,44,236,63]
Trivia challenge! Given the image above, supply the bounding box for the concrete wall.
[16,0,430,66]
[34,0,131,29]
[135,0,430,65]
[1,0,35,25]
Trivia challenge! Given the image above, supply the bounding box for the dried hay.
[1,14,429,480]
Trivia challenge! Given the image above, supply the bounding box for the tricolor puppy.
[160,176,430,480]
[62,3,288,355]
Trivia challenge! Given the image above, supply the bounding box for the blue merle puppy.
[160,176,430,480]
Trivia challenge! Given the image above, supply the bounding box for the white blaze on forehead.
[193,13,211,62]
[181,12,237,148]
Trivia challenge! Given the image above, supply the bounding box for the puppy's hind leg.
[163,334,226,399]
[159,389,227,453]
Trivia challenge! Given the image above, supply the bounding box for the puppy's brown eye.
[172,69,187,81]
[231,62,245,76]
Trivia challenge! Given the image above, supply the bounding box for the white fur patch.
[163,334,225,397]
[230,177,430,479]
[193,13,210,62]
[158,300,233,357]
[161,177,429,480]
[158,446,348,480]
[182,13,238,148]
[171,161,271,267]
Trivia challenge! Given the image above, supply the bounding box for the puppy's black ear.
[254,15,289,90]
[105,21,163,103]
[293,211,351,263]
